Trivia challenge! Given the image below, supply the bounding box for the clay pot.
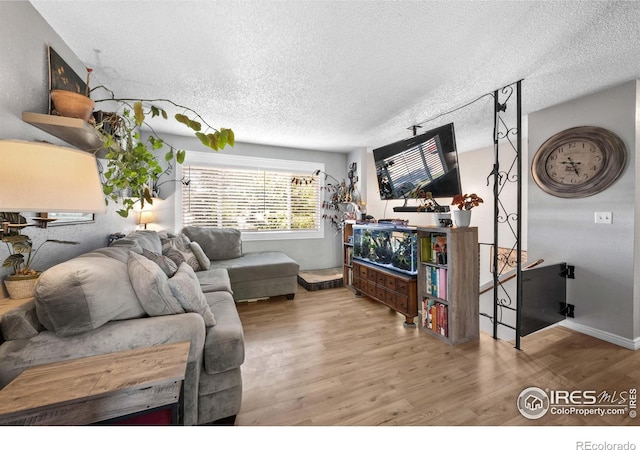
[51,89,95,122]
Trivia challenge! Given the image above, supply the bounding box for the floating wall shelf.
[22,112,108,158]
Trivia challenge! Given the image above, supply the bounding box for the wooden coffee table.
[0,341,190,425]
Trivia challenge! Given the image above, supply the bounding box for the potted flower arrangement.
[1,213,78,299]
[450,193,484,227]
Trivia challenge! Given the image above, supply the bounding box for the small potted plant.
[1,213,78,299]
[450,193,484,227]
[407,182,451,226]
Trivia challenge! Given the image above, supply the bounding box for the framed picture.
[489,246,527,274]
[48,46,87,113]
[43,212,95,226]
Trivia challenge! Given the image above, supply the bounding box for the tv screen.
[373,123,461,201]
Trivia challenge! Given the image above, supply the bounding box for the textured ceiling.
[31,0,640,153]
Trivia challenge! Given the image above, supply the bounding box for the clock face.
[532,126,627,198]
[545,139,605,185]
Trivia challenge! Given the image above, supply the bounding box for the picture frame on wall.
[48,46,88,113]
[42,212,95,226]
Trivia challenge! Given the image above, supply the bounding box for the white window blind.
[182,165,321,232]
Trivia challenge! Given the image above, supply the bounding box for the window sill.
[240,230,323,241]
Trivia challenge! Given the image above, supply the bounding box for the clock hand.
[566,157,580,175]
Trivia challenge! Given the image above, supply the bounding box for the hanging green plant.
[91,79,235,218]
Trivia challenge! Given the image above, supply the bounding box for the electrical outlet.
[594,212,613,224]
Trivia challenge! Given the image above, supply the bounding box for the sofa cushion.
[208,251,299,283]
[111,230,163,254]
[195,269,233,294]
[0,300,43,341]
[142,248,178,277]
[161,234,202,272]
[202,291,245,374]
[127,251,185,317]
[182,227,242,261]
[91,245,142,263]
[190,241,211,270]
[169,263,216,327]
[35,253,146,337]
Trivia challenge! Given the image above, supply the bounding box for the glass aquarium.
[352,224,418,275]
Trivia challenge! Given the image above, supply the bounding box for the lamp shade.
[138,210,156,225]
[0,140,105,213]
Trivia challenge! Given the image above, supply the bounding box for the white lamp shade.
[0,140,105,213]
[138,210,156,225]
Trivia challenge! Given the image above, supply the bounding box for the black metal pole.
[492,89,500,340]
[515,80,523,350]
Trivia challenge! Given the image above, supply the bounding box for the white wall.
[528,80,639,348]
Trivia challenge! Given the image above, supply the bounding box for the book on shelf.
[436,303,448,337]
[429,267,438,297]
[421,298,429,328]
[345,247,353,265]
[431,234,447,264]
[422,297,448,337]
[437,267,447,300]
[420,237,432,262]
[424,266,447,300]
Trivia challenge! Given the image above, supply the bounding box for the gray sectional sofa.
[0,227,299,425]
[181,226,299,301]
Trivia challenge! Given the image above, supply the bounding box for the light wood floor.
[235,285,640,426]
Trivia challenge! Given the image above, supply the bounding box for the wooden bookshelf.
[342,220,355,289]
[417,226,479,344]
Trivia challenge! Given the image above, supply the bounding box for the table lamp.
[137,210,156,230]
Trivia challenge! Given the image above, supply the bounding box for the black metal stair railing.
[485,80,524,348]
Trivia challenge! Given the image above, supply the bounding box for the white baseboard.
[559,319,640,350]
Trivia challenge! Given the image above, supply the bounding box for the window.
[178,153,323,240]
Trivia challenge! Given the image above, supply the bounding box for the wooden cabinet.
[352,260,418,326]
[417,226,479,344]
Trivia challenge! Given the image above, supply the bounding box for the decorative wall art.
[48,46,88,113]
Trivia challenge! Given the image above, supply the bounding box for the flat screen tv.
[373,123,462,205]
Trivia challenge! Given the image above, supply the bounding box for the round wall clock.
[531,126,627,198]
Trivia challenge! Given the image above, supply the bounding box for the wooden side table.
[0,296,33,318]
[0,341,190,425]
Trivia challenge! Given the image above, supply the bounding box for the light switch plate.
[595,212,613,224]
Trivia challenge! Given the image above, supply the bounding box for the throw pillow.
[190,241,211,270]
[142,248,178,277]
[161,234,202,272]
[127,251,185,317]
[181,227,242,261]
[168,263,216,327]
